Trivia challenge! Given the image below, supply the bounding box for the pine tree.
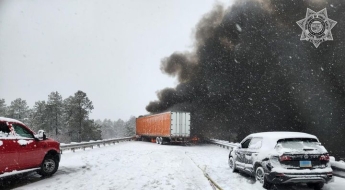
[124,116,136,137]
[0,99,7,116]
[63,91,94,142]
[7,98,29,121]
[114,119,125,137]
[101,119,115,139]
[47,91,63,136]
[30,101,48,132]
[81,119,102,141]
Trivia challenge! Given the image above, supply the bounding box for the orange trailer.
[136,112,190,144]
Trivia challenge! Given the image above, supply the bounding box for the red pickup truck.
[0,117,60,178]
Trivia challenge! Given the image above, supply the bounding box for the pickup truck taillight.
[320,154,330,161]
[279,155,292,161]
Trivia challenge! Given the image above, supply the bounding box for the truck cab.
[0,117,60,178]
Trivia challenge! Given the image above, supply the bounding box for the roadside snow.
[9,142,345,190]
[14,142,212,190]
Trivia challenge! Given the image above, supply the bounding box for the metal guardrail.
[209,139,239,150]
[60,136,135,153]
[210,139,345,179]
[330,158,345,179]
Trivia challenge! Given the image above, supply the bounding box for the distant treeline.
[95,117,135,140]
[0,91,135,143]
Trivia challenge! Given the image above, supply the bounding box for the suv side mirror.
[34,130,47,140]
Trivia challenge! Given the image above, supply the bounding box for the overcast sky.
[0,0,233,121]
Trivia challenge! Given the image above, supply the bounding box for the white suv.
[228,132,333,190]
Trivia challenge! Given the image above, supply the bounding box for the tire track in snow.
[184,151,223,190]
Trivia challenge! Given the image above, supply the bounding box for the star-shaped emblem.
[297,8,337,48]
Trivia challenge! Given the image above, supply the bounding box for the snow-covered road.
[3,141,345,190]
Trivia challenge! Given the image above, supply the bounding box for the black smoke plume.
[146,0,345,159]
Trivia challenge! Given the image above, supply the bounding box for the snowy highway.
[3,141,345,190]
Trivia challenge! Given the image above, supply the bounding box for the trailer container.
[136,112,190,144]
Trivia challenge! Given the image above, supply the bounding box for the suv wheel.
[255,166,272,189]
[39,155,59,177]
[228,157,238,173]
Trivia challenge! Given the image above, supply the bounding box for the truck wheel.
[161,137,166,145]
[159,137,163,145]
[156,137,159,144]
[163,138,171,145]
[39,155,59,177]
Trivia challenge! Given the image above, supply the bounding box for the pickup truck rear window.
[0,122,10,134]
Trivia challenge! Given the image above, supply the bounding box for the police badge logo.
[297,8,337,48]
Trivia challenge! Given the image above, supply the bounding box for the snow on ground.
[4,141,345,190]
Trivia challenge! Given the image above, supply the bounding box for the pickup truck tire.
[39,155,59,177]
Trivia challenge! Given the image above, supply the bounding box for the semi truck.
[136,112,190,144]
